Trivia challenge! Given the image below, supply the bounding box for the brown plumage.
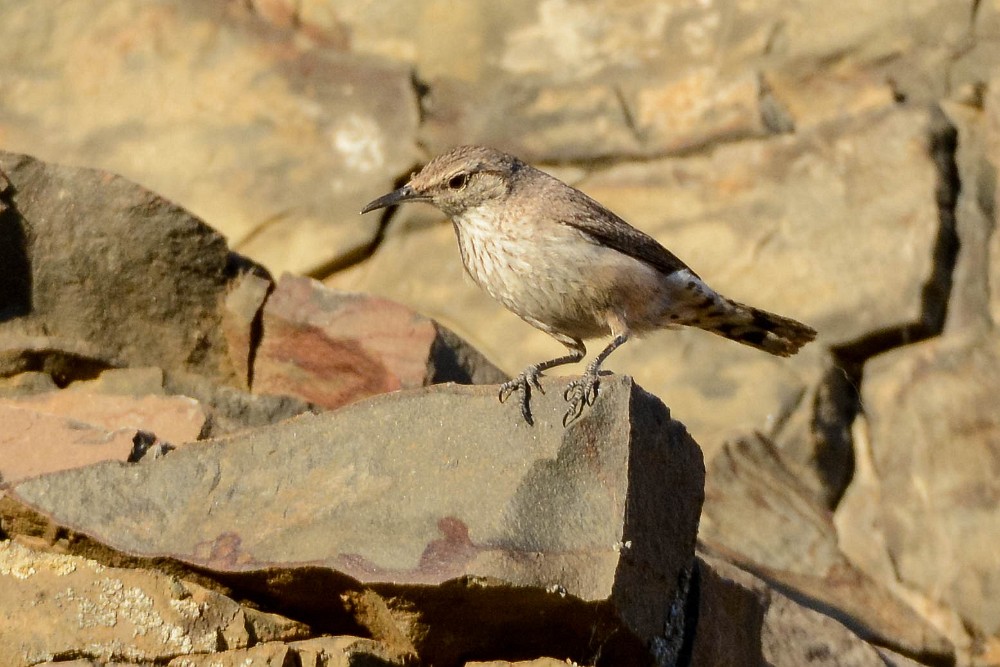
[363,145,816,425]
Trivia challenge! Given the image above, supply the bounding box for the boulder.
[7,376,705,666]
[0,151,266,387]
[253,274,507,410]
[692,555,892,667]
[701,434,954,665]
[843,332,1000,649]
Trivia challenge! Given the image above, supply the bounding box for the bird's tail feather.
[699,300,816,357]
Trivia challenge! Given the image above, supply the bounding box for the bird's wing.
[556,192,696,278]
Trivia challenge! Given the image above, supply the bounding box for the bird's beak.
[360,184,424,214]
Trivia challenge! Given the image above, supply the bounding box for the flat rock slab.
[700,435,954,665]
[5,391,206,445]
[9,376,705,664]
[0,1,420,277]
[0,391,206,483]
[0,404,139,484]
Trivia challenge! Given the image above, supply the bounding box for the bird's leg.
[563,331,630,426]
[499,337,585,425]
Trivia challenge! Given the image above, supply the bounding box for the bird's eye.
[448,173,469,190]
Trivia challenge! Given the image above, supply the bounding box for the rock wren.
[363,145,816,426]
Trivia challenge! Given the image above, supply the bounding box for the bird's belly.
[456,228,663,339]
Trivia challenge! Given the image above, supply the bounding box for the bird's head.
[361,145,522,218]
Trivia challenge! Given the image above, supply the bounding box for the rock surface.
[0,391,205,483]
[691,555,891,667]
[845,332,1000,644]
[253,273,507,409]
[0,0,420,276]
[0,540,309,665]
[0,150,261,387]
[7,376,705,665]
[700,435,954,664]
[2,1,1000,664]
[164,636,409,667]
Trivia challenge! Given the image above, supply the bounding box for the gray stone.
[0,151,263,386]
[9,376,705,666]
[162,370,315,438]
[693,555,891,667]
[700,435,954,665]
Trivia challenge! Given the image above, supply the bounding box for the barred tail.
[702,301,817,357]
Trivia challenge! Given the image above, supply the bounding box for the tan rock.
[693,555,890,667]
[701,435,841,575]
[165,636,408,667]
[0,372,58,397]
[0,0,419,276]
[222,271,273,390]
[288,636,409,667]
[700,435,954,664]
[837,412,987,667]
[848,332,1000,644]
[764,0,966,108]
[0,403,136,484]
[6,391,205,445]
[67,367,167,396]
[0,540,309,666]
[940,98,992,337]
[578,107,939,342]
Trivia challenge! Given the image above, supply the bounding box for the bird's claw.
[562,372,600,426]
[499,367,543,425]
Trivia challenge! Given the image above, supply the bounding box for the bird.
[362,145,816,426]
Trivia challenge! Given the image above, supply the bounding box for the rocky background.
[1,1,999,666]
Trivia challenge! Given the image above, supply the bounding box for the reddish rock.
[5,391,206,446]
[253,274,506,410]
[0,388,207,483]
[0,404,136,484]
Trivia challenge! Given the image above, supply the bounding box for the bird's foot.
[499,365,544,425]
[562,370,600,426]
